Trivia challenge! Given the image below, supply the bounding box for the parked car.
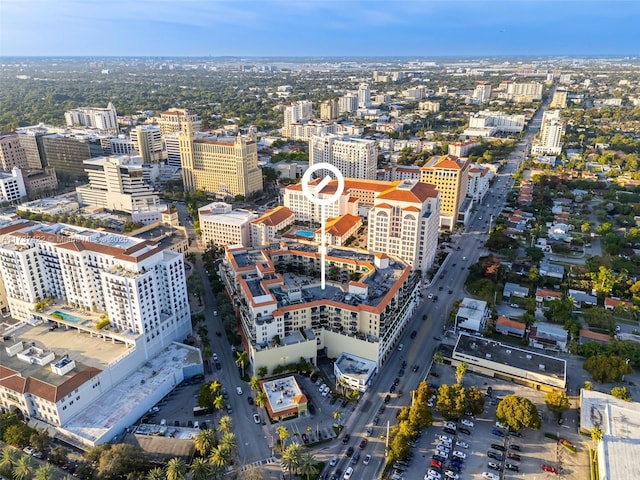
[482,472,499,480]
[487,451,504,462]
[487,462,500,471]
[509,444,521,451]
[506,463,519,472]
[253,414,261,424]
[458,427,471,435]
[412,364,420,372]
[452,451,466,459]
[507,451,521,461]
[460,419,474,427]
[410,330,417,339]
[456,441,469,449]
[542,464,558,474]
[491,443,506,452]
[329,456,338,466]
[491,428,505,437]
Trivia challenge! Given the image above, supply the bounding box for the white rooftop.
[262,376,304,415]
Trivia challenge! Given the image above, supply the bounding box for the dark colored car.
[507,451,521,461]
[448,289,453,294]
[487,451,504,462]
[342,433,351,444]
[506,463,519,472]
[509,429,522,437]
[444,427,457,435]
[390,385,396,394]
[491,429,505,437]
[394,377,400,385]
[384,394,391,404]
[359,438,368,449]
[410,330,417,339]
[373,415,379,425]
[458,427,471,435]
[341,399,349,408]
[491,443,506,452]
[398,369,405,377]
[412,364,419,372]
[509,444,521,451]
[487,386,493,396]
[247,396,254,405]
[308,403,316,414]
[330,396,338,405]
[345,446,354,457]
[431,372,440,378]
[215,362,222,370]
[200,421,208,430]
[302,433,309,444]
[402,360,407,368]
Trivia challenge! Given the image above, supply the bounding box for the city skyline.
[1,0,639,57]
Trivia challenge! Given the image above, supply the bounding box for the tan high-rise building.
[320,99,339,120]
[178,124,263,198]
[157,108,202,136]
[420,154,470,230]
[0,135,29,171]
[550,90,568,109]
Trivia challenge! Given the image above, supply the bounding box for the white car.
[397,343,404,352]
[445,472,459,480]
[363,454,371,465]
[444,421,457,430]
[438,438,452,446]
[322,389,329,397]
[455,440,469,449]
[436,434,451,443]
[495,421,508,429]
[319,383,327,392]
[343,467,353,480]
[460,419,474,428]
[452,451,466,459]
[236,386,243,395]
[428,293,434,299]
[253,414,261,424]
[212,353,218,361]
[427,471,442,480]
[329,456,338,466]
[436,446,450,455]
[482,473,499,480]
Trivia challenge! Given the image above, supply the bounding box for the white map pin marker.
[301,163,345,290]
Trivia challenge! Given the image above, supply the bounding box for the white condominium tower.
[310,134,377,180]
[130,125,164,163]
[64,103,118,134]
[283,101,313,137]
[358,83,371,109]
[368,180,440,273]
[531,110,565,156]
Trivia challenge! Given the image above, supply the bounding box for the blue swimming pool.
[52,310,83,323]
[296,230,315,238]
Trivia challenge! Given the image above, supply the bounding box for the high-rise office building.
[130,125,163,163]
[368,180,440,273]
[41,134,95,180]
[178,125,263,198]
[358,83,371,109]
[156,108,202,136]
[320,99,339,120]
[16,127,48,169]
[64,103,118,134]
[420,154,470,230]
[76,155,162,213]
[310,134,377,180]
[0,135,30,171]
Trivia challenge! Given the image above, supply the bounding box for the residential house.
[529,322,568,352]
[579,329,612,346]
[503,282,529,300]
[536,288,563,305]
[605,297,634,312]
[495,316,527,338]
[567,289,598,309]
[539,262,565,280]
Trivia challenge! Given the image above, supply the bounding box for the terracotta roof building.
[420,154,470,229]
[495,316,527,338]
[251,206,295,246]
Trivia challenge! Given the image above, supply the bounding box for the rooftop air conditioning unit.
[538,364,545,371]
[485,353,492,359]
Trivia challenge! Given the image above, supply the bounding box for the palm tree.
[255,391,267,408]
[0,447,18,473]
[299,452,319,480]
[276,426,290,451]
[332,409,342,426]
[236,350,250,377]
[145,467,166,480]
[33,464,56,480]
[219,432,237,454]
[166,457,187,480]
[13,455,36,480]
[213,394,226,411]
[433,351,444,370]
[591,426,603,451]
[218,415,233,434]
[209,445,231,470]
[194,429,217,456]
[249,376,260,392]
[188,457,212,480]
[210,380,222,395]
[455,361,468,385]
[281,443,302,480]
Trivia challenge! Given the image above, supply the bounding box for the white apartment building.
[339,94,358,114]
[472,82,492,104]
[358,84,371,108]
[448,140,481,157]
[368,180,440,273]
[418,101,440,113]
[283,101,313,137]
[500,82,544,102]
[0,168,27,203]
[163,132,181,168]
[109,136,137,156]
[0,221,194,447]
[466,164,493,203]
[251,206,295,247]
[463,110,526,137]
[287,122,337,141]
[378,165,421,182]
[130,125,163,163]
[220,244,421,378]
[531,110,564,156]
[64,103,118,134]
[310,134,377,180]
[76,155,162,214]
[198,202,256,247]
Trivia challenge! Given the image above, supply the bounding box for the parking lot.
[391,365,590,480]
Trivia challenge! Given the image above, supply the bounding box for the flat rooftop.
[262,376,304,414]
[335,353,377,381]
[454,333,566,380]
[1,322,130,387]
[63,343,201,444]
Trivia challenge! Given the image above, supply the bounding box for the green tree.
[210,380,222,395]
[590,426,603,451]
[165,457,187,480]
[249,376,260,392]
[464,386,485,415]
[236,350,250,378]
[257,366,268,378]
[299,452,318,480]
[213,394,226,411]
[33,464,56,480]
[281,443,302,480]
[146,467,166,480]
[3,424,32,448]
[525,247,545,262]
[218,415,233,434]
[583,355,633,383]
[13,455,36,480]
[455,362,468,385]
[433,351,444,371]
[435,384,467,420]
[188,457,212,480]
[255,391,268,408]
[29,429,51,453]
[387,421,414,461]
[209,446,231,471]
[96,443,148,479]
[332,409,343,426]
[610,386,632,401]
[194,429,217,456]
[545,390,571,418]
[583,381,594,391]
[0,447,19,474]
[496,395,541,431]
[276,426,290,451]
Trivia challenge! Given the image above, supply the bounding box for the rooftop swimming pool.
[52,310,83,323]
[295,230,315,238]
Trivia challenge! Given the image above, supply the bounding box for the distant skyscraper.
[64,103,118,134]
[358,83,371,109]
[283,101,313,137]
[473,82,492,104]
[338,94,358,114]
[157,108,202,136]
[16,127,47,169]
[41,134,95,180]
[130,125,163,163]
[310,134,377,180]
[320,99,339,120]
[178,124,263,198]
[531,110,565,156]
[550,90,568,109]
[0,135,29,171]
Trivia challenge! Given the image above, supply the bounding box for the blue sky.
[1,0,638,57]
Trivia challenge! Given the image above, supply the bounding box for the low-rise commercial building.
[198,202,256,247]
[261,376,308,421]
[455,298,489,333]
[334,353,377,393]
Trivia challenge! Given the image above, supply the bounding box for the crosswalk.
[241,456,277,471]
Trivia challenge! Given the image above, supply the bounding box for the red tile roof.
[317,214,362,238]
[579,329,611,343]
[496,316,526,331]
[252,206,294,227]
